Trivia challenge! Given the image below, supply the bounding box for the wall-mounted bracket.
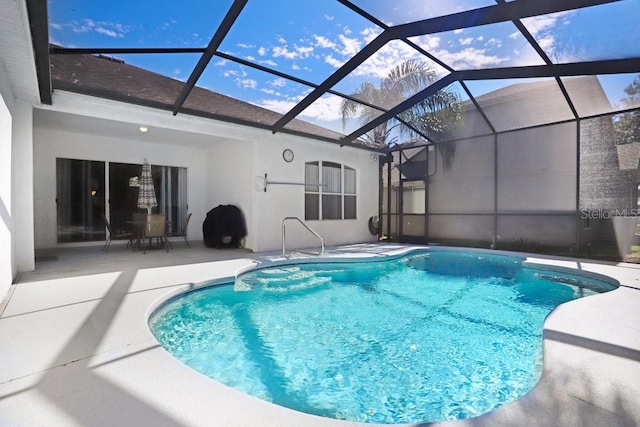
[262,173,322,192]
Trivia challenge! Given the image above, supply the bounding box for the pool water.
[149,250,616,424]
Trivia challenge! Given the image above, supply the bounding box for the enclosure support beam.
[492,134,499,249]
[172,0,248,115]
[575,120,582,257]
[398,151,404,240]
[387,153,392,241]
[424,148,429,244]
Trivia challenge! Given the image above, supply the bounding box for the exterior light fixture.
[139,126,148,133]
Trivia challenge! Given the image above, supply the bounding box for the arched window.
[305,161,356,220]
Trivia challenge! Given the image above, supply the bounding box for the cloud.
[270,78,287,88]
[486,37,502,48]
[297,46,314,57]
[360,27,382,43]
[222,69,239,77]
[314,35,337,50]
[67,19,130,38]
[520,11,573,57]
[237,78,257,89]
[253,92,345,124]
[254,98,298,114]
[96,27,118,38]
[411,34,509,69]
[257,47,267,56]
[415,34,440,51]
[272,46,297,60]
[324,14,335,21]
[238,43,255,49]
[436,47,506,69]
[298,94,346,122]
[324,54,344,68]
[352,40,430,79]
[522,13,569,37]
[70,21,92,33]
[338,34,362,57]
[258,59,277,67]
[272,44,314,60]
[536,36,555,52]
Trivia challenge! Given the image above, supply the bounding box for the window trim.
[305,161,357,220]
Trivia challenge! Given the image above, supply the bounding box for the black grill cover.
[203,204,247,248]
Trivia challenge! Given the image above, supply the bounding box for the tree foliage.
[613,74,640,145]
[340,60,463,168]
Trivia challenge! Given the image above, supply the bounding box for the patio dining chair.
[102,213,134,252]
[142,213,170,253]
[167,212,192,248]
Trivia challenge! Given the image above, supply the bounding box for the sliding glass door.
[108,162,188,234]
[56,158,188,243]
[56,158,106,242]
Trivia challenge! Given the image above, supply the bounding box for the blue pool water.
[149,250,616,424]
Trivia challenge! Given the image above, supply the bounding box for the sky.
[48,0,640,135]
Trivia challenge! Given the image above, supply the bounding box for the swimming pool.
[149,249,617,424]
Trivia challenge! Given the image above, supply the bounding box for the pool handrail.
[282,217,325,258]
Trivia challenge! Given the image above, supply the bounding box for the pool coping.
[1,244,639,426]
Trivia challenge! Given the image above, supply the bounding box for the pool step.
[263,275,331,292]
[234,267,332,292]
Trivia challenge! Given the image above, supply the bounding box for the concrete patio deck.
[1,242,639,426]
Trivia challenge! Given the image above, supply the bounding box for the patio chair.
[167,212,192,248]
[143,213,170,253]
[102,213,134,252]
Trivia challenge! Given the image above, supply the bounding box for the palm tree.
[340,60,463,168]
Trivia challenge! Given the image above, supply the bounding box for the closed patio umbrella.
[137,158,157,214]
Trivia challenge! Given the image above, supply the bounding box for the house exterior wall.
[205,138,256,250]
[251,137,380,253]
[0,66,14,299]
[31,92,378,253]
[11,101,34,272]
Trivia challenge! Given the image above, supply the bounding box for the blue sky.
[48,0,640,134]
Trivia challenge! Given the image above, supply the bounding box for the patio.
[1,242,639,426]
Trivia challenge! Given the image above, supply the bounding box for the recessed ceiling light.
[139,126,148,133]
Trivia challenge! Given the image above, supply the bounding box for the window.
[305,161,356,220]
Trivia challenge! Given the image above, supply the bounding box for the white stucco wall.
[251,137,380,253]
[32,92,379,253]
[12,101,34,271]
[0,65,14,299]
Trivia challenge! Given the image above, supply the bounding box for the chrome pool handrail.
[282,217,325,258]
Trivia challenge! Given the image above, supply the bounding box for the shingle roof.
[49,50,360,145]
